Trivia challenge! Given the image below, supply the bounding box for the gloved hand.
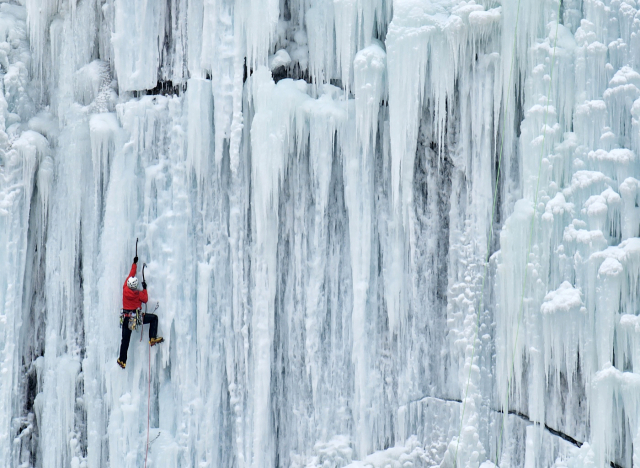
[134,256,138,264]
[142,281,147,290]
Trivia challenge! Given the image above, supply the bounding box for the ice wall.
[0,0,639,467]
[494,1,640,467]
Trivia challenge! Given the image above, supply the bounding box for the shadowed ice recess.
[1,0,640,466]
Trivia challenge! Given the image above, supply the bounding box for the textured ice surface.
[0,0,640,467]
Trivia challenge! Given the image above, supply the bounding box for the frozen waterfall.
[1,0,640,467]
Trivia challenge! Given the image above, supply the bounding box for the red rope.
[144,343,151,467]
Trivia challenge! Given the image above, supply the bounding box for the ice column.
[298,90,347,417]
[249,69,309,467]
[344,42,385,456]
[384,0,433,337]
[112,0,166,91]
[187,78,214,189]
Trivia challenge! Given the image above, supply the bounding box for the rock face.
[0,0,639,466]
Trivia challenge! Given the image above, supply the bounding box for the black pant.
[118,313,159,364]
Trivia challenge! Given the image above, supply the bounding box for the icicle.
[112,0,166,91]
[13,131,47,199]
[25,0,59,80]
[37,156,53,238]
[306,2,336,86]
[6,0,640,465]
[89,112,120,215]
[186,78,214,188]
[348,49,385,447]
[333,0,358,94]
[619,177,640,240]
[603,67,640,149]
[541,281,586,389]
[240,0,279,69]
[353,41,386,155]
[298,89,347,419]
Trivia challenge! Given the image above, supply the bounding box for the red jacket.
[123,263,148,310]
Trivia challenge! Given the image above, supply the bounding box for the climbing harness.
[120,309,143,330]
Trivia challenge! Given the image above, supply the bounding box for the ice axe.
[135,238,138,257]
[140,264,157,310]
[141,264,159,312]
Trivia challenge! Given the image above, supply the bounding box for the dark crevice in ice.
[403,395,625,468]
[131,80,187,98]
[244,59,333,88]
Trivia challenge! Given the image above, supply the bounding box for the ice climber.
[117,255,164,369]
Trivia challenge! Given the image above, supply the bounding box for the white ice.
[0,0,640,467]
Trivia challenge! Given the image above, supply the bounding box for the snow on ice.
[0,0,639,467]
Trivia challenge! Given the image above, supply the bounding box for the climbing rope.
[144,343,151,467]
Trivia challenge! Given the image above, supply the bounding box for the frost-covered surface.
[0,0,640,467]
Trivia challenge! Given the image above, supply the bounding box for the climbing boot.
[117,359,126,369]
[149,337,164,346]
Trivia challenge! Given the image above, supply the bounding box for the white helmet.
[127,276,139,290]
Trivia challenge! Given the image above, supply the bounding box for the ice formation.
[0,0,640,467]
